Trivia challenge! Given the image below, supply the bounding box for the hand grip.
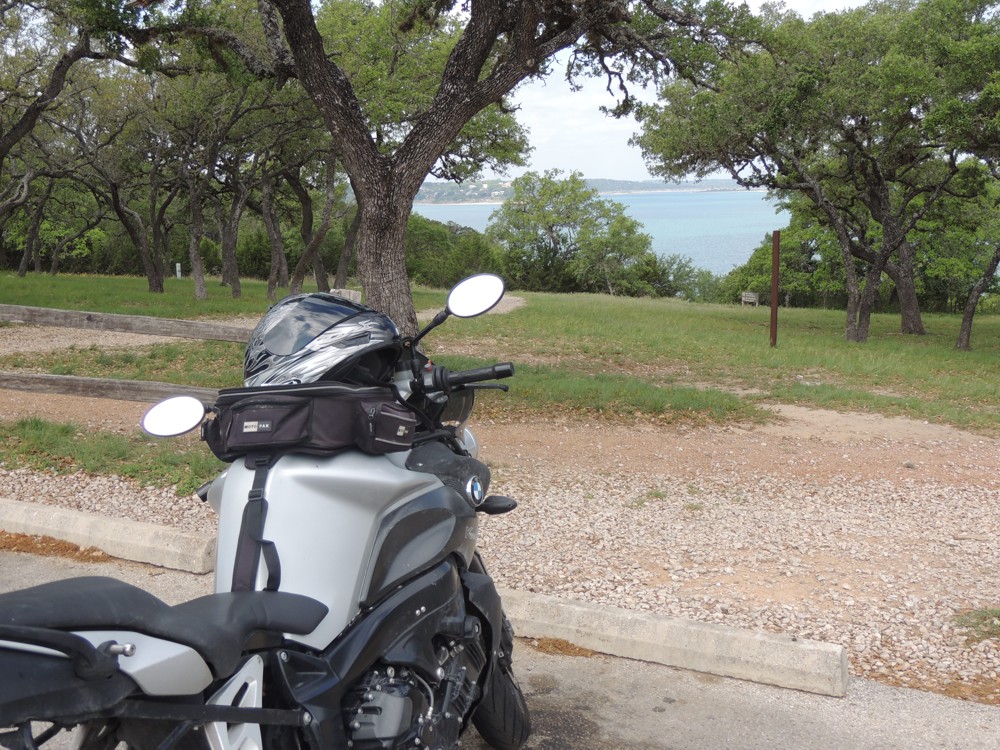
[446,362,515,387]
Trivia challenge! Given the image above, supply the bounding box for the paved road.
[3,551,1000,749]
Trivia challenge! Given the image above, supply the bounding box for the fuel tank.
[207,450,479,650]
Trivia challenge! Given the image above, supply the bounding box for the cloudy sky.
[486,0,869,182]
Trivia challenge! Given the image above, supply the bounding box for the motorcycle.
[0,273,530,750]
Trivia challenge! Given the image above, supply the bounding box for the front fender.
[461,567,503,661]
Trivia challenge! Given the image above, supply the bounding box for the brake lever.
[460,384,509,393]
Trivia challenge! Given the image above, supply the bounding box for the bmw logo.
[466,476,485,506]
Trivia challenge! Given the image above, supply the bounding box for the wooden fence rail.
[0,305,252,404]
[0,304,250,342]
[0,372,219,404]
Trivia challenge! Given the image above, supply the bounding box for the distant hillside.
[414,177,741,204]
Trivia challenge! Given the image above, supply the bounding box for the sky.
[483,0,869,183]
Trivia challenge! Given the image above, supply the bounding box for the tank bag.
[202,383,417,462]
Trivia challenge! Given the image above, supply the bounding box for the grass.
[2,273,999,491]
[0,272,446,320]
[2,341,248,389]
[957,609,1000,643]
[5,277,999,434]
[0,418,222,496]
[428,292,1000,434]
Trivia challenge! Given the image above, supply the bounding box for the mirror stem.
[410,309,450,351]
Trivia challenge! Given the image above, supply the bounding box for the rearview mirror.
[447,273,505,318]
[142,396,207,437]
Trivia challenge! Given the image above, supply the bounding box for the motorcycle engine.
[342,636,487,749]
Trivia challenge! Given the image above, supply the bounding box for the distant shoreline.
[414,185,765,207]
[412,188,785,276]
[414,200,504,207]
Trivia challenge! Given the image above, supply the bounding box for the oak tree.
[634,0,992,342]
[76,0,750,332]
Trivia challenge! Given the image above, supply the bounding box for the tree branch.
[0,34,110,166]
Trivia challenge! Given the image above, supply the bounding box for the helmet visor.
[263,295,366,355]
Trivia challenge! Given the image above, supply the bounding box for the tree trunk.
[49,241,63,275]
[216,192,247,298]
[31,225,42,274]
[110,184,163,293]
[152,185,179,288]
[839,242,862,342]
[313,253,329,292]
[853,240,899,343]
[16,234,31,277]
[894,241,925,335]
[354,194,417,335]
[186,177,208,301]
[261,179,288,301]
[17,213,41,276]
[288,155,338,295]
[148,157,165,289]
[844,284,861,341]
[854,270,881,343]
[0,171,35,228]
[18,180,54,277]
[335,205,360,289]
[219,222,242,297]
[50,230,80,275]
[956,243,1000,351]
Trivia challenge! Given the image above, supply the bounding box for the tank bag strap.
[230,455,281,592]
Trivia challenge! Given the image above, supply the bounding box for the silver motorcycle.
[0,273,530,750]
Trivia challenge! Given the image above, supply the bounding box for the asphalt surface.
[3,551,1000,749]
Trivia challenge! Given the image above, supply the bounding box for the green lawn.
[3,272,998,432]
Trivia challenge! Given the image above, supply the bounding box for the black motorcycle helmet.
[243,293,402,387]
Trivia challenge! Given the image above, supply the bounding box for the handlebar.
[447,362,515,388]
[413,361,515,394]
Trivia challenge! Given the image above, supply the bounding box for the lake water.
[413,189,788,276]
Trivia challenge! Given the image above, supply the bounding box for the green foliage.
[720,220,845,308]
[406,214,502,287]
[236,225,271,280]
[569,210,656,296]
[199,237,222,275]
[487,170,595,292]
[716,171,1000,316]
[634,0,1000,341]
[314,0,528,176]
[913,170,1000,313]
[405,214,452,285]
[486,170,703,299]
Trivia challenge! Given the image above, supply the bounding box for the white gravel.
[2,421,999,703]
[1,317,1000,705]
[479,463,1000,699]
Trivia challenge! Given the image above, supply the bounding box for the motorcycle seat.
[0,576,328,677]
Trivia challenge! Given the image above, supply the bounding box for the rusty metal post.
[770,230,780,348]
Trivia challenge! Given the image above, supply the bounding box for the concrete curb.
[0,499,849,697]
[0,498,215,574]
[500,588,849,697]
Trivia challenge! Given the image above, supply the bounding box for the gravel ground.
[1,315,999,705]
